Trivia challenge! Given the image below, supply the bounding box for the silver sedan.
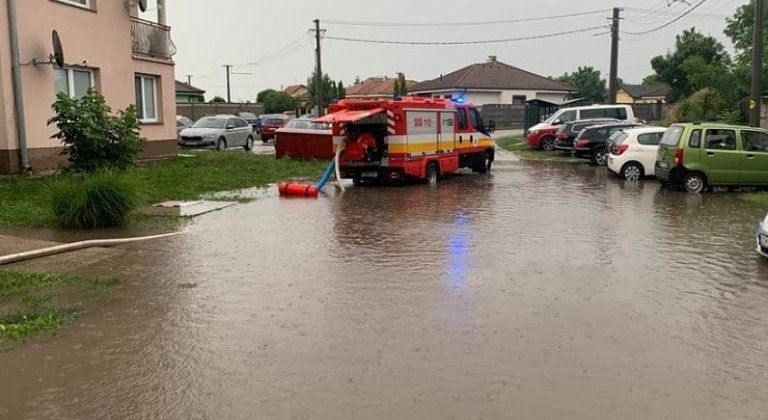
[179,115,255,151]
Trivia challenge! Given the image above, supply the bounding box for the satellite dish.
[137,0,147,12]
[52,30,64,68]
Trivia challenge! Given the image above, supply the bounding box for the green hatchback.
[655,123,768,193]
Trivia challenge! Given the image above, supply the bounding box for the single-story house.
[410,56,576,106]
[175,80,206,103]
[617,83,671,104]
[283,84,309,101]
[346,75,418,100]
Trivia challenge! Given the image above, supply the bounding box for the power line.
[242,33,311,66]
[323,10,610,28]
[323,26,606,46]
[621,0,708,35]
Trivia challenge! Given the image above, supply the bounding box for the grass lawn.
[742,192,768,206]
[0,270,117,344]
[496,136,580,163]
[0,151,328,229]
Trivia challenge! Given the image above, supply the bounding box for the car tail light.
[575,139,590,148]
[614,144,629,156]
[674,148,684,165]
[557,131,567,139]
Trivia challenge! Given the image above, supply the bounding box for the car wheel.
[477,150,493,174]
[621,162,643,181]
[244,136,254,151]
[217,138,227,151]
[684,173,707,194]
[540,137,556,152]
[426,163,440,186]
[591,148,607,166]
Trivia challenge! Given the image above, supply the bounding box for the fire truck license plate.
[362,172,378,178]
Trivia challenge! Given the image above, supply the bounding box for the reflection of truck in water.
[315,97,495,185]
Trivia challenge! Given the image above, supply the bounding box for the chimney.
[488,55,497,63]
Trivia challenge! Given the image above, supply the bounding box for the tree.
[306,70,339,111]
[337,81,346,99]
[398,73,408,96]
[210,96,226,103]
[393,79,401,98]
[257,89,279,104]
[725,3,768,66]
[666,88,742,124]
[649,28,731,102]
[258,90,296,113]
[556,66,606,103]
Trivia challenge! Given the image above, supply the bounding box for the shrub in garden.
[664,88,742,125]
[48,89,145,173]
[50,172,139,229]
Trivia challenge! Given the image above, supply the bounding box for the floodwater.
[2,151,768,419]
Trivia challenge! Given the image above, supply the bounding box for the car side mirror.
[553,119,562,125]
[226,124,235,130]
[487,119,496,133]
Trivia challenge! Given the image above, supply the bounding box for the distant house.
[175,80,206,103]
[283,84,309,101]
[346,75,418,100]
[617,83,671,104]
[410,56,576,106]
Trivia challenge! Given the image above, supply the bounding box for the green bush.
[665,88,743,125]
[50,172,139,229]
[48,89,145,173]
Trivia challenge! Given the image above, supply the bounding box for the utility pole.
[223,65,233,102]
[186,74,193,85]
[750,0,765,127]
[314,19,324,116]
[608,7,622,105]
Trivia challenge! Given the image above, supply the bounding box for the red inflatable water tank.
[279,183,319,198]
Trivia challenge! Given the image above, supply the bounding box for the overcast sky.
[150,0,746,101]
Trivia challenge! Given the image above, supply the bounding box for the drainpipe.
[6,0,31,172]
[157,0,166,25]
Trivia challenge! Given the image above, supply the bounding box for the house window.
[55,0,91,9]
[54,67,93,99]
[512,95,527,105]
[135,74,159,122]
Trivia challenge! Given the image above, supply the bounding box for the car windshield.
[660,126,684,146]
[192,117,226,129]
[287,119,312,129]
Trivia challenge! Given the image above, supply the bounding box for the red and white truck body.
[315,97,495,183]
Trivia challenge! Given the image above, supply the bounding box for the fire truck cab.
[315,97,495,185]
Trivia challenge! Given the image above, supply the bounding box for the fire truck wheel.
[478,151,493,174]
[426,163,440,186]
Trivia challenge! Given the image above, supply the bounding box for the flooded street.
[2,154,768,419]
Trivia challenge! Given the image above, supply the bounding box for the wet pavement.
[2,154,768,419]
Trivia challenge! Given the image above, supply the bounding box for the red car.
[259,114,290,142]
[526,125,559,151]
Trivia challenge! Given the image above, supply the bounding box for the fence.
[480,105,525,129]
[176,103,266,121]
[483,102,671,130]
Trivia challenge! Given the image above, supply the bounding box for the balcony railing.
[131,18,176,62]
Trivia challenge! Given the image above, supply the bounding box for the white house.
[410,56,576,106]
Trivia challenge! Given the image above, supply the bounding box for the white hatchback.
[607,127,668,181]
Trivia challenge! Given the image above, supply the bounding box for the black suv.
[573,122,645,165]
[554,118,619,152]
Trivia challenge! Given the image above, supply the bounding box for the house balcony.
[131,18,176,62]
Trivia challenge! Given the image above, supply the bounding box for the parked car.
[259,114,291,142]
[656,123,768,193]
[526,125,560,151]
[607,127,667,180]
[178,115,255,151]
[176,116,194,133]
[237,112,261,133]
[281,118,331,131]
[529,104,636,133]
[757,213,768,258]
[573,122,645,165]
[553,118,619,152]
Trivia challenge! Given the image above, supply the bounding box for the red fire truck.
[315,97,495,185]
